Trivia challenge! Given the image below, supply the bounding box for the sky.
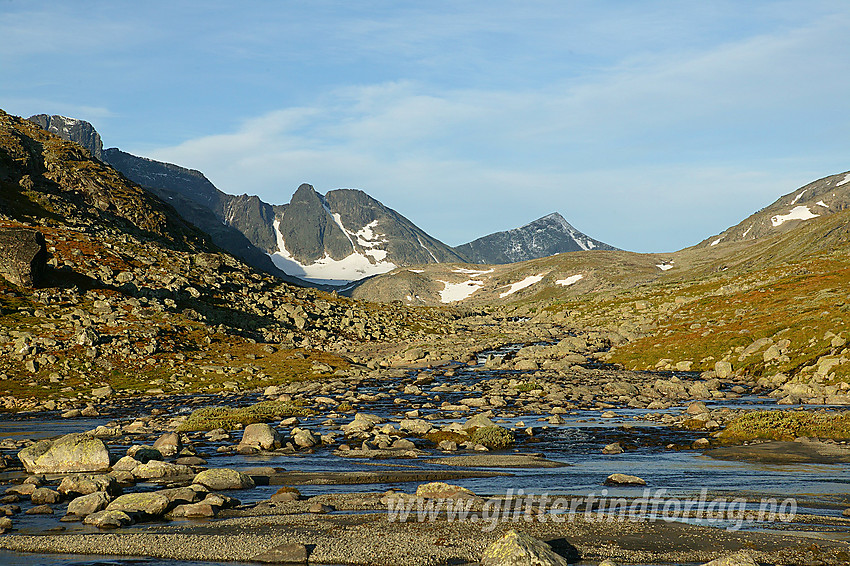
[2,1,849,252]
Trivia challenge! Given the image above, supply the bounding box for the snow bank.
[656,262,674,271]
[555,274,583,286]
[499,274,545,298]
[269,219,396,285]
[438,280,484,303]
[770,205,819,227]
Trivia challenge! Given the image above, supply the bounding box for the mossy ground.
[718,410,850,443]
[177,400,314,431]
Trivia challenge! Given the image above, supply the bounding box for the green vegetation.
[718,410,850,443]
[514,381,543,392]
[424,430,468,446]
[178,400,313,431]
[470,426,515,449]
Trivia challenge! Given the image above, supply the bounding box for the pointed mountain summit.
[271,184,465,284]
[453,212,617,264]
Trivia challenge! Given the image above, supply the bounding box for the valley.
[0,108,848,565]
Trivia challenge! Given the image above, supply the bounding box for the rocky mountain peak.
[27,114,103,161]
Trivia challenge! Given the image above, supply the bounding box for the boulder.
[169,502,216,518]
[67,491,111,517]
[480,530,568,566]
[602,442,624,455]
[152,432,182,458]
[106,491,171,517]
[239,423,281,451]
[415,482,475,499]
[83,509,133,528]
[18,434,110,474]
[0,228,47,287]
[30,487,61,505]
[251,543,310,564]
[292,428,319,448]
[604,473,647,486]
[193,468,255,491]
[462,414,496,430]
[341,413,385,434]
[58,474,119,497]
[700,551,758,566]
[132,460,193,480]
[714,361,733,379]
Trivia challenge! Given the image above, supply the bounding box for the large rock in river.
[480,530,569,566]
[18,433,110,474]
[193,468,255,490]
[700,551,758,566]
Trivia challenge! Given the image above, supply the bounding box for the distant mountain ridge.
[25,113,616,285]
[454,212,617,264]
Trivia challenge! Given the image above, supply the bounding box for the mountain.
[699,170,850,249]
[100,148,299,283]
[453,212,617,264]
[24,114,617,286]
[27,114,104,161]
[270,184,466,285]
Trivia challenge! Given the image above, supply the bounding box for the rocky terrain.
[1,108,849,565]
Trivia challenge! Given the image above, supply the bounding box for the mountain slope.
[453,212,617,264]
[699,170,850,250]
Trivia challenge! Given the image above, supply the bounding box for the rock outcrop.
[0,228,46,287]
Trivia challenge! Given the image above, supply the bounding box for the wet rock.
[0,516,11,534]
[239,423,281,451]
[700,551,758,566]
[193,468,255,490]
[67,491,111,517]
[126,446,162,463]
[480,529,569,566]
[603,473,647,486]
[83,509,133,528]
[18,433,110,474]
[25,504,54,515]
[602,442,624,455]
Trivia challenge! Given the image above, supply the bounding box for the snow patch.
[710,236,724,246]
[770,206,819,227]
[408,269,425,273]
[555,274,583,286]
[816,200,829,208]
[269,218,396,285]
[438,280,484,303]
[416,236,439,262]
[453,268,494,275]
[836,173,850,186]
[742,225,752,238]
[790,190,806,204]
[656,262,674,271]
[499,274,545,298]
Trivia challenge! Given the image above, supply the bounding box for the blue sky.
[2,1,849,252]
